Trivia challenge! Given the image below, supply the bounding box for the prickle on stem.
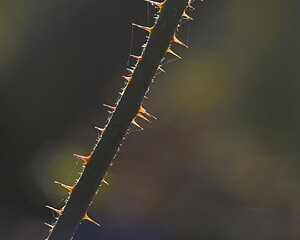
[173,34,188,48]
[82,213,100,227]
[130,54,143,61]
[145,0,166,9]
[132,23,153,33]
[166,47,182,59]
[54,181,74,192]
[73,153,92,164]
[46,206,63,216]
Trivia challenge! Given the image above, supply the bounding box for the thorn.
[131,118,144,130]
[173,35,188,48]
[46,206,63,215]
[166,47,182,59]
[182,11,193,20]
[54,181,74,192]
[83,213,100,227]
[102,179,109,186]
[73,153,92,164]
[137,113,152,123]
[122,75,132,82]
[44,222,54,229]
[130,54,142,61]
[103,104,116,111]
[132,23,153,33]
[145,0,166,9]
[139,106,157,120]
[95,126,105,133]
[127,67,135,73]
[158,65,165,73]
[188,2,195,10]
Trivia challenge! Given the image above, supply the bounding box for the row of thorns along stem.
[45,0,194,229]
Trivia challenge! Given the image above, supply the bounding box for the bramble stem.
[47,0,189,239]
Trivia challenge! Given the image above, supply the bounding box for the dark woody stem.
[47,1,190,239]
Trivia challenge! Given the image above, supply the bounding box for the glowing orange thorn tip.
[173,35,188,48]
[166,47,182,59]
[73,153,92,164]
[54,181,74,192]
[46,205,63,215]
[145,0,166,9]
[122,76,132,82]
[132,119,144,130]
[132,23,153,33]
[139,106,157,120]
[182,11,193,20]
[83,213,100,227]
[130,54,142,61]
[137,113,152,123]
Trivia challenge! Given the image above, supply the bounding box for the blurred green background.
[0,0,299,239]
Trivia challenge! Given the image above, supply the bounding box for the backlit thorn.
[73,153,92,164]
[188,2,195,10]
[137,113,152,123]
[166,47,182,59]
[132,23,153,33]
[44,222,55,230]
[158,65,165,73]
[122,75,132,82]
[95,126,105,133]
[173,34,188,48]
[82,213,100,227]
[102,179,109,186]
[182,11,193,20]
[130,54,143,61]
[127,67,134,73]
[54,181,74,192]
[145,0,166,9]
[131,118,144,130]
[46,205,63,215]
[103,104,116,111]
[139,106,157,120]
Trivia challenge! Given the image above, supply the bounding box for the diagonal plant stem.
[47,0,190,239]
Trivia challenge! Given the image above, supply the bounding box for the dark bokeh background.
[1,0,299,239]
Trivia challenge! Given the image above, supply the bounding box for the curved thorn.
[44,222,55,229]
[182,11,193,20]
[166,47,182,59]
[158,65,165,73]
[103,104,116,111]
[139,106,157,120]
[188,2,195,10]
[102,179,109,186]
[173,35,188,48]
[145,0,166,9]
[73,153,92,164]
[127,67,135,73]
[54,181,74,192]
[137,113,152,123]
[46,206,63,215]
[122,76,132,82]
[131,119,144,130]
[132,23,153,33]
[83,213,100,227]
[130,54,142,61]
[95,126,105,133]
